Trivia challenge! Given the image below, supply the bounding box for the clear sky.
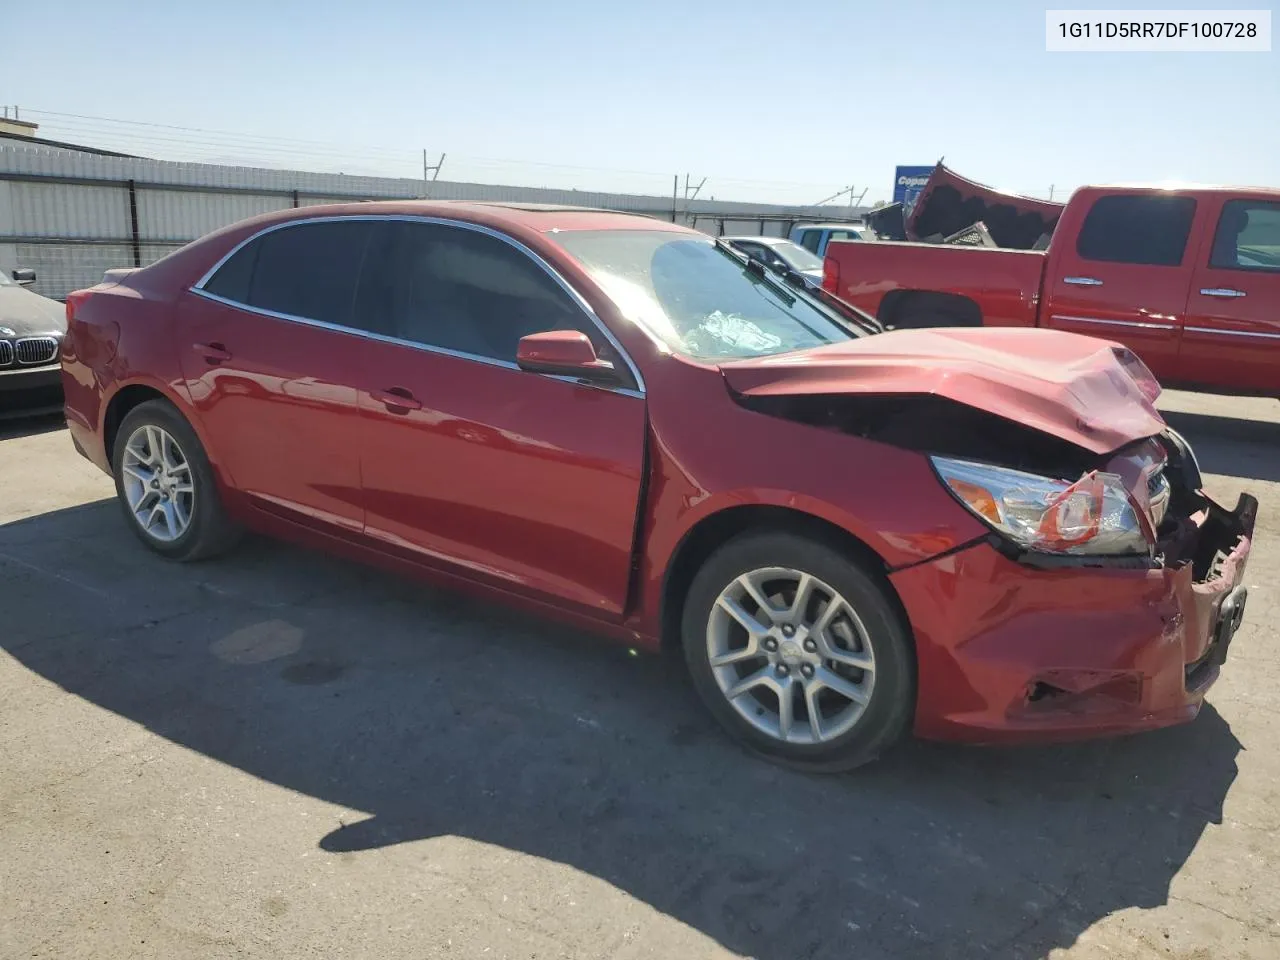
[2,0,1276,205]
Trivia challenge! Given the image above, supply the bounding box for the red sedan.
[60,202,1256,770]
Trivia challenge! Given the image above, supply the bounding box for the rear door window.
[1076,195,1197,266]
[247,221,372,326]
[797,230,822,254]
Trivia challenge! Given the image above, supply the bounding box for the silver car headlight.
[931,457,1154,557]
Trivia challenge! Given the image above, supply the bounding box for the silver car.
[721,236,826,288]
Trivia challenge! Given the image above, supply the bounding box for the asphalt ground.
[2,389,1278,960]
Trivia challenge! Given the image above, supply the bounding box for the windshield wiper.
[776,266,884,335]
[742,256,796,306]
[715,239,797,304]
[714,238,882,336]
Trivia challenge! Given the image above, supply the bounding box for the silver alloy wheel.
[706,567,876,745]
[121,424,195,543]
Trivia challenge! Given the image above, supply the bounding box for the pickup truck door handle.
[372,386,423,412]
[1200,288,1247,299]
[194,342,232,365]
[1063,276,1103,286]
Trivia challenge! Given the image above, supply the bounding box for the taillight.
[822,256,840,293]
[63,288,119,365]
[65,289,94,325]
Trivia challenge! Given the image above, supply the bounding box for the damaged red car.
[61,203,1256,770]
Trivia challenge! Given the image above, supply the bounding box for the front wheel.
[682,531,914,771]
[112,399,241,561]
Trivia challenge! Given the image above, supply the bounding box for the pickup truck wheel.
[112,399,241,562]
[681,531,914,772]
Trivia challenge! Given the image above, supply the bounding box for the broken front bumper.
[891,492,1256,744]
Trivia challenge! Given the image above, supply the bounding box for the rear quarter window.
[202,240,258,302]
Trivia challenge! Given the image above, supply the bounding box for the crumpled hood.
[0,285,65,336]
[719,327,1166,455]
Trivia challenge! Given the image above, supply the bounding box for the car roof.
[230,199,697,236]
[1086,182,1280,197]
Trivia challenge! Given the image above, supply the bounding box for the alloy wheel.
[121,424,195,543]
[706,567,876,745]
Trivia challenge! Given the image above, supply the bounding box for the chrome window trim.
[191,288,644,399]
[191,213,647,395]
[1049,314,1176,331]
[1184,325,1280,341]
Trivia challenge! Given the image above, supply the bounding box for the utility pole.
[673,174,706,226]
[813,185,857,207]
[1048,184,1055,201]
[422,151,446,198]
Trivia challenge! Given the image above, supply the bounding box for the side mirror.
[516,330,617,382]
[12,268,35,286]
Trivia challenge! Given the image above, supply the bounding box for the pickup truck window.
[797,231,822,254]
[1210,200,1280,272]
[1076,195,1197,267]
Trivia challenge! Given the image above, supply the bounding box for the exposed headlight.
[931,457,1153,557]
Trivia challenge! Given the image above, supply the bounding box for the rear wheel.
[682,531,914,771]
[112,399,241,561]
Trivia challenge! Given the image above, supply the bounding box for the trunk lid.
[719,327,1166,455]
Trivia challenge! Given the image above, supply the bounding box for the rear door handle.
[194,341,232,365]
[1200,288,1247,299]
[372,387,423,412]
[1063,276,1103,286]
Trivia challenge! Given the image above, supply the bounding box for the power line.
[15,106,888,204]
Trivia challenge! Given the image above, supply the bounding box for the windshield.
[767,240,822,271]
[553,230,856,360]
[0,270,12,286]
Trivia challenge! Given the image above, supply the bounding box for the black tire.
[682,530,914,772]
[111,398,241,562]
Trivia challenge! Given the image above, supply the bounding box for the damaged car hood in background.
[719,327,1167,455]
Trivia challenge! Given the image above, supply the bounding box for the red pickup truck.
[825,185,1280,396]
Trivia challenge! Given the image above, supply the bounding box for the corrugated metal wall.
[8,181,130,239]
[1,138,868,298]
[136,190,292,242]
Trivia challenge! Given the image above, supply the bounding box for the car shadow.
[1,499,1243,960]
[0,409,65,441]
[1162,409,1280,484]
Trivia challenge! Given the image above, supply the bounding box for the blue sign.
[893,165,934,215]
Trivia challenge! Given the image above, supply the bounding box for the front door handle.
[1063,276,1103,286]
[194,341,232,365]
[1200,288,1247,299]
[372,387,423,412]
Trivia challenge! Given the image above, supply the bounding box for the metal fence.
[0,138,868,298]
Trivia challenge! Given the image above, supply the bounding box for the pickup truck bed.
[825,183,1280,398]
